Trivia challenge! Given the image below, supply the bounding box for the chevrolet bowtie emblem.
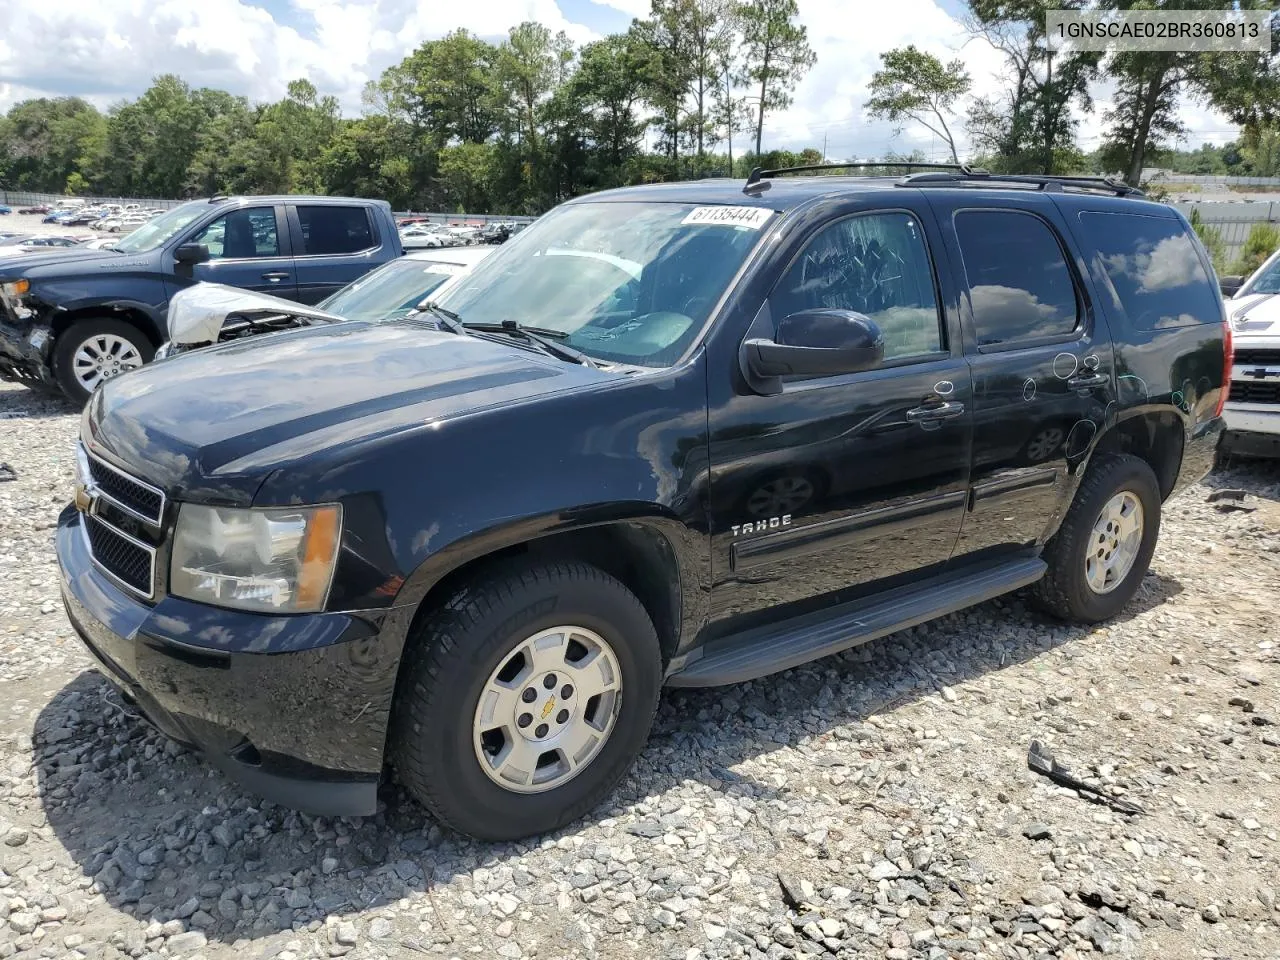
[540,697,556,721]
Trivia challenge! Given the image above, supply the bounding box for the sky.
[0,0,1242,160]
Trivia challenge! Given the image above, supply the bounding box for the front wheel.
[392,561,661,840]
[52,319,153,406]
[1033,454,1161,622]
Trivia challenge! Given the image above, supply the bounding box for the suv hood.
[87,320,620,503]
[0,246,125,278]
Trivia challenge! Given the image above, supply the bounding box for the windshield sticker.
[424,263,465,275]
[681,206,774,230]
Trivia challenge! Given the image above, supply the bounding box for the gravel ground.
[2,379,1279,960]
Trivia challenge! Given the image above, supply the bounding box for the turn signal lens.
[2,279,30,298]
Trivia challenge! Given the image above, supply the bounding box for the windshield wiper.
[416,301,466,335]
[462,319,598,368]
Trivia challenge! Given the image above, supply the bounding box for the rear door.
[926,194,1116,558]
[288,203,386,304]
[187,204,298,299]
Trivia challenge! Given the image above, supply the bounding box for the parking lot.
[0,379,1277,960]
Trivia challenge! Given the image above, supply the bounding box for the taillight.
[1214,318,1233,418]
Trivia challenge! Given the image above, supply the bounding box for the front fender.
[34,279,169,343]
[389,505,706,647]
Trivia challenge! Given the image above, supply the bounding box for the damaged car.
[156,245,495,358]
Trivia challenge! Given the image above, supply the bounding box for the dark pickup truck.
[56,167,1228,841]
[0,195,402,402]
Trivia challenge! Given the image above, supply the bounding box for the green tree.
[964,0,1098,174]
[572,34,649,185]
[737,0,816,157]
[865,46,972,163]
[1188,207,1226,272]
[378,30,500,145]
[1235,222,1280,277]
[0,97,106,192]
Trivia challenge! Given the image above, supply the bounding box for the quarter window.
[770,212,943,362]
[190,207,280,260]
[1078,212,1221,328]
[954,210,1079,346]
[296,206,375,255]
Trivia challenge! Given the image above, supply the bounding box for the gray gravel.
[2,379,1279,960]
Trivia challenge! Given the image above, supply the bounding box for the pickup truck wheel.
[53,319,153,405]
[392,561,661,841]
[1033,453,1160,623]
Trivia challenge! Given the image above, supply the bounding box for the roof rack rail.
[897,171,1143,198]
[743,161,976,194]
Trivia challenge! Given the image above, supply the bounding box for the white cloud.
[0,0,1238,157]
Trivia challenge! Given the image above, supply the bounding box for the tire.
[52,319,154,406]
[1033,453,1161,623]
[392,561,662,841]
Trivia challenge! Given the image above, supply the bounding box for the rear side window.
[296,206,375,255]
[1079,212,1222,328]
[953,210,1080,346]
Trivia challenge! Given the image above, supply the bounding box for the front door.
[705,205,973,636]
[928,199,1116,557]
[187,205,298,299]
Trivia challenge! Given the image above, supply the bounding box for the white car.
[1221,248,1280,460]
[114,214,151,233]
[81,237,119,251]
[157,246,496,357]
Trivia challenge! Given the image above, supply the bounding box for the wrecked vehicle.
[155,246,495,358]
[0,195,402,403]
[57,166,1226,842]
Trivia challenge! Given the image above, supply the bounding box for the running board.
[666,556,1046,687]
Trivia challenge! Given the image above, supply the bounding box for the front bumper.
[1222,403,1280,458]
[56,506,405,817]
[0,309,54,385]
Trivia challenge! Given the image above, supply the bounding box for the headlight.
[170,503,342,613]
[2,279,30,298]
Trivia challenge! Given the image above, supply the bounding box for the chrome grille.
[75,442,163,600]
[1234,348,1280,367]
[83,515,156,598]
[84,447,165,524]
[1229,381,1280,405]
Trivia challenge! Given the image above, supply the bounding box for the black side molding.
[666,555,1046,687]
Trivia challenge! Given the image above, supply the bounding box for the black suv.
[56,167,1229,841]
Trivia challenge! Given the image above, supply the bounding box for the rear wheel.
[392,561,661,840]
[1033,454,1161,623]
[52,319,153,405]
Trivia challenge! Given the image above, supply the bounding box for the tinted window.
[191,207,280,260]
[297,206,374,255]
[771,212,942,361]
[1080,212,1223,328]
[954,210,1079,345]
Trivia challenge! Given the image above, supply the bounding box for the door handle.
[905,400,966,423]
[1067,373,1108,390]
[261,271,290,282]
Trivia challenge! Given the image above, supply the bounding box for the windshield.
[114,201,209,255]
[320,258,467,322]
[1243,251,1280,296]
[436,201,772,366]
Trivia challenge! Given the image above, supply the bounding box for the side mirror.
[1219,276,1244,298]
[742,309,885,385]
[174,243,210,266]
